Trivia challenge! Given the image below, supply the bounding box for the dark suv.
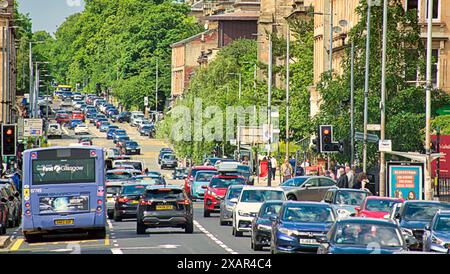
[113,184,147,221]
[115,112,131,123]
[136,185,193,234]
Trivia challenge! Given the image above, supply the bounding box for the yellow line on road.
[104,235,110,246]
[10,239,24,251]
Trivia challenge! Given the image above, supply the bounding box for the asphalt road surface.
[0,100,266,254]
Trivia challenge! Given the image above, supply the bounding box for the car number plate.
[299,238,317,245]
[54,219,74,225]
[131,150,136,152]
[131,200,139,204]
[156,205,173,210]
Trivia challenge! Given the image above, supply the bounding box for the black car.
[115,111,131,123]
[139,125,153,136]
[136,185,193,234]
[113,184,147,221]
[123,141,141,155]
[394,200,450,250]
[158,148,174,165]
[250,200,283,251]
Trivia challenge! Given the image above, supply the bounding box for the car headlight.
[238,210,251,217]
[431,235,444,245]
[278,227,298,236]
[257,224,272,231]
[337,209,351,217]
[401,228,414,237]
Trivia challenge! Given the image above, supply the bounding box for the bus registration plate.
[54,219,74,225]
[156,205,173,210]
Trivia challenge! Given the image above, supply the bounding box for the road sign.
[17,118,24,139]
[238,126,265,145]
[23,119,43,137]
[436,105,450,116]
[355,132,379,143]
[379,140,392,152]
[367,124,381,131]
[144,96,149,107]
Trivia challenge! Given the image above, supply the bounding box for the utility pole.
[362,1,372,174]
[285,26,290,159]
[267,32,273,176]
[379,0,388,197]
[350,41,355,168]
[2,27,5,123]
[329,0,333,74]
[6,26,10,123]
[29,41,33,117]
[425,0,434,200]
[155,59,159,116]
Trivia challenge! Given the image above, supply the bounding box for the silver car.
[106,182,125,219]
[219,185,245,226]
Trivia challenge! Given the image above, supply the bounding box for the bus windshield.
[32,158,96,185]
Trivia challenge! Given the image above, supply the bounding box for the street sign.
[436,105,450,116]
[355,132,379,143]
[23,119,43,137]
[367,124,381,131]
[379,140,392,152]
[144,96,149,107]
[17,118,24,139]
[229,139,237,145]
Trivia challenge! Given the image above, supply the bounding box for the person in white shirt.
[270,156,277,179]
[346,166,354,188]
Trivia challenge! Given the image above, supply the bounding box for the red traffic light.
[323,129,330,135]
[6,129,12,135]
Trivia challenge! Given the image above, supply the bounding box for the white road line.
[111,248,123,254]
[193,220,238,254]
[107,220,113,229]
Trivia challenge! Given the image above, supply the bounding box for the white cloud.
[66,0,82,7]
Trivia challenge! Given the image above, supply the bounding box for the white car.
[47,123,62,139]
[231,186,286,237]
[130,113,145,126]
[74,124,90,135]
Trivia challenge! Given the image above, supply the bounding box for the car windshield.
[163,154,176,160]
[335,191,367,206]
[107,186,121,195]
[227,187,244,200]
[240,190,285,203]
[126,142,138,147]
[122,185,146,195]
[403,203,450,221]
[115,130,126,135]
[282,205,335,223]
[281,177,308,187]
[366,199,402,212]
[434,216,450,231]
[210,177,245,188]
[145,188,184,200]
[106,172,132,180]
[260,203,282,218]
[135,178,162,185]
[195,172,217,182]
[334,223,403,248]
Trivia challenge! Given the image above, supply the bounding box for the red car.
[203,175,246,217]
[184,166,217,197]
[355,196,404,219]
[56,113,70,125]
[71,111,85,122]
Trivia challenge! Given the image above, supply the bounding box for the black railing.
[434,177,450,202]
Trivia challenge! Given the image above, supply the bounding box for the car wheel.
[232,225,236,236]
[23,232,42,243]
[203,209,210,218]
[136,221,146,234]
[185,219,194,233]
[113,211,122,222]
[253,242,263,251]
[287,194,297,201]
[235,229,243,237]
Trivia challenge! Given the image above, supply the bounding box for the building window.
[406,0,419,12]
[432,49,439,88]
[425,0,440,20]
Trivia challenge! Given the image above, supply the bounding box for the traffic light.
[320,125,333,152]
[2,124,17,156]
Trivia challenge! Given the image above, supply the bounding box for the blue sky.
[17,0,85,35]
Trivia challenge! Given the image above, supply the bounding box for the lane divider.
[107,220,123,254]
[193,220,238,254]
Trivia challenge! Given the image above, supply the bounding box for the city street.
[0,103,265,254]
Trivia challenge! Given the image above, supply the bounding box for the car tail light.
[177,199,191,205]
[140,200,152,205]
[118,197,129,203]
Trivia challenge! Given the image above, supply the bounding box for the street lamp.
[29,41,45,117]
[33,61,50,118]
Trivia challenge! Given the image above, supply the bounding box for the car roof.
[404,200,450,205]
[212,174,244,179]
[145,184,183,190]
[241,186,284,191]
[192,166,217,170]
[365,196,403,201]
[107,169,134,174]
[335,217,398,226]
[283,201,332,207]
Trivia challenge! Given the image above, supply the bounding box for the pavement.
[0,100,271,254]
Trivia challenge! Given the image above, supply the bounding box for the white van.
[130,112,145,127]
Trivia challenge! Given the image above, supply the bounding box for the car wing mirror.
[230,198,238,204]
[269,215,278,222]
[303,183,313,189]
[355,206,361,212]
[201,185,208,189]
[405,235,418,248]
[424,224,431,231]
[394,212,401,220]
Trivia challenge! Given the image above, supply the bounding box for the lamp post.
[34,61,50,118]
[29,41,45,117]
[379,0,388,197]
[425,0,434,200]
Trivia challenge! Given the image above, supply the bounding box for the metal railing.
[434,176,450,202]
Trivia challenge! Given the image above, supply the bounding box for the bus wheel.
[24,233,42,243]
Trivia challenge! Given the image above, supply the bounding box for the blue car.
[190,170,218,200]
[99,121,111,132]
[270,201,336,254]
[423,210,450,253]
[112,129,127,141]
[395,200,450,250]
[113,134,128,144]
[107,128,118,140]
[69,119,83,130]
[316,218,408,254]
[250,200,283,251]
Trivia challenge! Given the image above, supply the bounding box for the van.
[47,123,62,139]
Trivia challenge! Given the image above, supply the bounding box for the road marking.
[10,239,24,251]
[111,248,123,254]
[119,245,180,250]
[107,220,113,229]
[104,235,110,246]
[193,221,238,254]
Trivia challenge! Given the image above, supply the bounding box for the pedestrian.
[353,172,369,190]
[144,168,149,174]
[241,155,249,166]
[289,156,296,171]
[346,166,355,188]
[295,161,304,176]
[336,168,349,188]
[281,158,293,182]
[270,156,277,179]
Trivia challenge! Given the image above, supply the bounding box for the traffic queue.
[178,157,450,254]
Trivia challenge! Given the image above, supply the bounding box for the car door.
[318,178,337,201]
[295,178,320,201]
